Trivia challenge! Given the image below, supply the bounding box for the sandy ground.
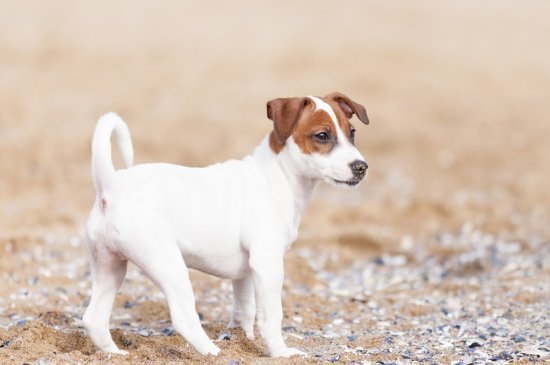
[0,1,549,364]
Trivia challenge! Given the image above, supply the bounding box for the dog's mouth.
[331,178,361,186]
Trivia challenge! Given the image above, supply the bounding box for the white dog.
[82,92,369,357]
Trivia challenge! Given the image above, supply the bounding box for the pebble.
[329,354,340,362]
[218,331,231,341]
[123,300,136,309]
[401,349,412,359]
[513,334,525,342]
[468,341,482,348]
[137,328,149,337]
[121,337,132,347]
[161,327,174,336]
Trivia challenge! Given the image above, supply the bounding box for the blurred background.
[1,0,549,239]
[0,0,549,363]
[1,0,549,238]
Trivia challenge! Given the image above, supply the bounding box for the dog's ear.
[267,97,310,143]
[326,92,369,125]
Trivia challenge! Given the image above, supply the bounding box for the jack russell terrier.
[82,92,369,357]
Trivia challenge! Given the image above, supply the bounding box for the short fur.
[82,93,369,357]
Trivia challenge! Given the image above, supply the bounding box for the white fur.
[82,110,366,358]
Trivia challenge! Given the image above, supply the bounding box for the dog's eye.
[350,128,356,141]
[314,132,329,142]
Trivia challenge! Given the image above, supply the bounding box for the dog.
[82,92,369,357]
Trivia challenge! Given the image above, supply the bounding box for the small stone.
[161,327,174,336]
[513,334,525,343]
[0,340,10,348]
[329,354,340,362]
[137,328,149,336]
[286,333,304,340]
[347,335,358,342]
[218,331,231,341]
[123,300,136,309]
[121,337,132,347]
[468,341,482,348]
[499,351,513,360]
[16,319,26,327]
[228,361,239,365]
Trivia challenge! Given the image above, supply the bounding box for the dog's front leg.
[228,275,256,339]
[250,250,306,357]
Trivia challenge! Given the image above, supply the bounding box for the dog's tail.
[91,112,134,194]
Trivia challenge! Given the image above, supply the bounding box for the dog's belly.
[181,247,250,280]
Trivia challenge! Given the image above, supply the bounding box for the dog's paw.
[244,327,255,341]
[240,321,255,340]
[270,346,306,357]
[200,343,221,356]
[109,348,129,356]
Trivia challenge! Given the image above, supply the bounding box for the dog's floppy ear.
[326,92,369,125]
[267,97,310,143]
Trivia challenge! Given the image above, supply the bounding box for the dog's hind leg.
[228,275,256,340]
[129,239,220,356]
[82,241,128,355]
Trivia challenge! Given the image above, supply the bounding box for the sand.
[0,0,549,364]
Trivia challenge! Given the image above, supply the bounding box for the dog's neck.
[250,136,318,238]
[275,149,317,217]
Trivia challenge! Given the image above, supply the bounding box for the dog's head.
[267,92,369,188]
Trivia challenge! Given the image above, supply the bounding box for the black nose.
[350,160,368,178]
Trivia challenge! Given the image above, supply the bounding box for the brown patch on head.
[266,97,311,153]
[292,108,339,155]
[325,92,369,125]
[266,93,367,154]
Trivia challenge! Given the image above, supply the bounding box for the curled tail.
[91,112,134,194]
